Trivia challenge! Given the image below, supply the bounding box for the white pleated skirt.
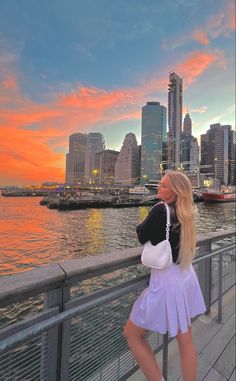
[130,263,206,337]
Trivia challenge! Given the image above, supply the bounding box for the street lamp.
[92,169,98,185]
[142,175,148,184]
[177,163,183,172]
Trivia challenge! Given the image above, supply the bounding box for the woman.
[124,171,206,381]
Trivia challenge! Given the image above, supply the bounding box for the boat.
[129,186,150,195]
[202,187,236,203]
[192,190,204,202]
[144,180,160,190]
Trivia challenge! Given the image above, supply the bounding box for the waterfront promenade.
[0,229,235,381]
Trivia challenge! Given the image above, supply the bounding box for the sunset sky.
[0,0,235,186]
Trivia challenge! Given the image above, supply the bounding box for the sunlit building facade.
[229,129,236,185]
[65,153,70,184]
[84,133,105,184]
[141,102,166,182]
[189,136,199,171]
[181,111,199,172]
[115,133,140,186]
[95,149,119,185]
[66,133,87,184]
[200,123,235,185]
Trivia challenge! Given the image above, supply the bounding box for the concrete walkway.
[127,286,235,381]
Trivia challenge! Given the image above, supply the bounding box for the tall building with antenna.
[182,110,199,172]
[183,109,192,135]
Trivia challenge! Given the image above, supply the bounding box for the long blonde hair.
[166,170,196,268]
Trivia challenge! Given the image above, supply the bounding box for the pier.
[40,192,158,210]
[0,229,235,381]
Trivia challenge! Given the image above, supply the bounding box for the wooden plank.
[158,287,235,381]
[197,313,235,381]
[213,335,235,380]
[204,368,227,381]
[229,368,235,381]
[167,289,235,381]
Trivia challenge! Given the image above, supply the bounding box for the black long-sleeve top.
[136,202,181,263]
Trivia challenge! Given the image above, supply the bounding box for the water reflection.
[195,202,236,233]
[0,197,235,276]
[85,209,105,254]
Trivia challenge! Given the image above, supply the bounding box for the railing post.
[216,253,223,323]
[162,333,169,380]
[59,285,71,381]
[198,241,212,314]
[206,256,212,314]
[41,287,63,381]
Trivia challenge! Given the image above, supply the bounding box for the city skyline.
[0,0,235,186]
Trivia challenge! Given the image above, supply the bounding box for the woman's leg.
[176,327,197,381]
[123,319,163,381]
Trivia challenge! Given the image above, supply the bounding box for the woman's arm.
[136,203,166,244]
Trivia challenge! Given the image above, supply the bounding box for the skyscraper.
[66,133,87,184]
[65,153,70,184]
[181,111,199,172]
[200,133,211,169]
[229,129,236,185]
[167,72,183,169]
[95,149,119,185]
[84,133,105,184]
[200,123,234,185]
[189,137,199,171]
[115,133,140,186]
[141,101,166,182]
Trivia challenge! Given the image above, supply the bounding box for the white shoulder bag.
[141,202,173,269]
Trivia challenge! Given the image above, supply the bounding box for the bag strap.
[163,203,171,241]
[150,201,171,241]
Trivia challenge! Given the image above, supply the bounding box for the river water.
[0,196,235,277]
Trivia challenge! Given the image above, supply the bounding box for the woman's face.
[157,175,176,203]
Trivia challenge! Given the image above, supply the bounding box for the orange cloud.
[0,125,64,185]
[229,6,236,29]
[163,2,235,50]
[207,2,236,39]
[192,30,209,45]
[2,74,18,90]
[175,51,217,87]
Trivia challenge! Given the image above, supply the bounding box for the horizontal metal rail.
[0,277,148,353]
[193,243,235,264]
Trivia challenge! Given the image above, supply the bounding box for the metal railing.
[0,229,235,381]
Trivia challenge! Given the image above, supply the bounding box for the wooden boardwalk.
[127,286,235,381]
